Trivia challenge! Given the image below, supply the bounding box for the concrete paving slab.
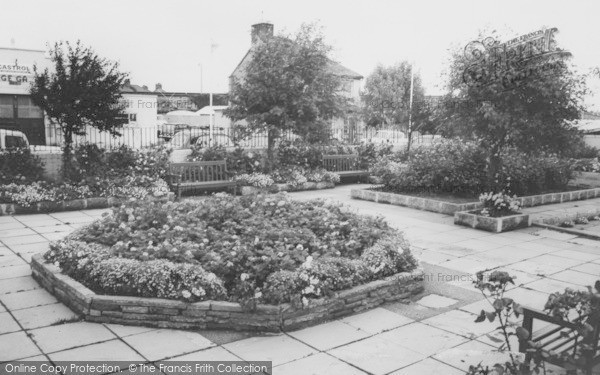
[341,307,414,334]
[417,294,458,308]
[12,303,79,330]
[30,321,116,353]
[571,262,600,275]
[378,322,468,357]
[122,329,215,361]
[288,320,370,351]
[0,288,58,310]
[390,357,463,375]
[328,334,425,375]
[0,276,41,294]
[0,264,32,280]
[274,352,368,375]
[433,340,508,372]
[48,339,145,362]
[421,309,496,339]
[548,269,599,287]
[0,311,21,334]
[224,334,316,367]
[0,331,42,361]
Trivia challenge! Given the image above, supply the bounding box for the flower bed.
[352,187,600,215]
[239,181,334,196]
[31,255,424,331]
[40,193,421,330]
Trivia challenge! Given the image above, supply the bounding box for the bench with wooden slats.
[168,160,236,198]
[519,306,600,374]
[322,154,368,180]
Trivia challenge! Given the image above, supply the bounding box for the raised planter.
[0,193,175,216]
[31,254,424,332]
[239,181,334,196]
[351,189,481,215]
[454,210,531,233]
[352,187,600,215]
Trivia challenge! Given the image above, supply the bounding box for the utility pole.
[407,62,414,154]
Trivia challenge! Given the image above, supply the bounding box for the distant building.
[230,23,363,141]
[153,83,227,114]
[0,47,52,145]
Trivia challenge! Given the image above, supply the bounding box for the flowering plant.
[235,173,274,188]
[46,193,418,306]
[479,191,521,217]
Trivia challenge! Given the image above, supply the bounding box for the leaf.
[493,298,504,311]
[516,326,530,340]
[475,310,487,323]
[486,311,496,322]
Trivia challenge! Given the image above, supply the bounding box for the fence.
[5,124,441,151]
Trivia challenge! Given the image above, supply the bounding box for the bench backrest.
[323,154,360,172]
[170,160,229,182]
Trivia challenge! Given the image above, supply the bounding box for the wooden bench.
[322,154,368,181]
[519,306,600,374]
[168,160,236,198]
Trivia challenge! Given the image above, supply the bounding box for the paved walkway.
[0,185,599,374]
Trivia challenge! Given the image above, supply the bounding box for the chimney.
[251,23,274,45]
[155,83,162,91]
[124,78,131,85]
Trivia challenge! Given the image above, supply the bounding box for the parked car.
[0,129,61,153]
[166,129,232,149]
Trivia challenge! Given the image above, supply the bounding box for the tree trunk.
[62,130,75,181]
[486,144,502,192]
[266,128,277,172]
[406,129,412,155]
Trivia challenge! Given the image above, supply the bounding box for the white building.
[0,47,52,145]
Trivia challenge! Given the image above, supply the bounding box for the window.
[0,95,14,119]
[5,135,27,148]
[129,113,137,123]
[16,96,43,119]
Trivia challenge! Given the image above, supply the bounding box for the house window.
[129,113,137,123]
[17,96,43,119]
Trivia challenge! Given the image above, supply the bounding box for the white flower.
[254,291,262,299]
[181,290,192,298]
[240,273,250,281]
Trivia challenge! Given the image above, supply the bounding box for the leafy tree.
[224,24,349,168]
[436,29,586,188]
[361,62,434,152]
[30,41,128,179]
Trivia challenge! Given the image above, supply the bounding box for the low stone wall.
[454,210,531,232]
[239,181,335,196]
[351,189,481,215]
[31,254,424,332]
[0,193,175,216]
[351,187,600,215]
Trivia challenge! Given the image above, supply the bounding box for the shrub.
[375,139,487,195]
[498,151,575,195]
[373,139,576,196]
[0,148,45,184]
[47,193,417,305]
[356,143,394,170]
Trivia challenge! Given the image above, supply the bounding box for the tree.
[30,41,128,178]
[224,24,349,168]
[436,29,587,188]
[361,62,434,153]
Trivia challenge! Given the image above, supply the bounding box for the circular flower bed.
[45,193,418,309]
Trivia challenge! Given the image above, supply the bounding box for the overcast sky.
[2,0,600,104]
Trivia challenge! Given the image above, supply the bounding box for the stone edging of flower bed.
[0,193,175,216]
[31,254,424,332]
[454,210,531,233]
[351,187,600,215]
[239,181,335,196]
[532,222,600,241]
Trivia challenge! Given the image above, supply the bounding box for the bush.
[497,151,575,195]
[374,139,576,196]
[356,143,394,170]
[375,139,487,195]
[46,193,417,305]
[189,146,265,175]
[0,148,45,184]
